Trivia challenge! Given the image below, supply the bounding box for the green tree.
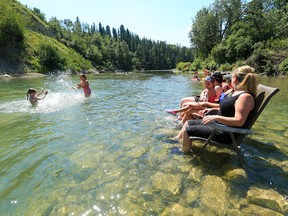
[213,0,242,40]
[189,8,219,58]
[33,8,46,22]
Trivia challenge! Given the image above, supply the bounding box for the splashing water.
[0,74,87,114]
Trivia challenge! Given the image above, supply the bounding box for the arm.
[37,88,44,96]
[77,80,89,89]
[215,86,223,100]
[199,101,220,108]
[36,91,48,100]
[202,93,255,127]
[199,89,207,101]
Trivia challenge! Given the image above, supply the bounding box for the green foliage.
[262,60,275,76]
[1,0,193,74]
[189,0,242,58]
[176,62,191,72]
[3,0,288,75]
[211,43,228,64]
[189,0,288,75]
[218,63,236,72]
[0,0,26,46]
[36,42,66,72]
[189,8,219,58]
[33,8,46,22]
[189,58,202,71]
[278,58,288,75]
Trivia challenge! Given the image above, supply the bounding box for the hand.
[202,115,217,125]
[202,108,212,116]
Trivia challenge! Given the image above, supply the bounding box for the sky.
[18,0,215,47]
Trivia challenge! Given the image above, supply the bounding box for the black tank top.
[217,92,255,128]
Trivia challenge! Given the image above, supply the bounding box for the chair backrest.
[236,84,280,143]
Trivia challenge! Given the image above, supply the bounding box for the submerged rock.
[241,203,284,216]
[222,163,247,183]
[161,203,193,216]
[247,187,288,214]
[187,167,203,183]
[150,172,182,195]
[199,175,230,214]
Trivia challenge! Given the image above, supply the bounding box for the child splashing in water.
[75,74,91,98]
[27,88,48,107]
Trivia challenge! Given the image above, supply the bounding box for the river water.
[0,72,287,215]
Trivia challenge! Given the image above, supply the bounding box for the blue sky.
[18,0,215,47]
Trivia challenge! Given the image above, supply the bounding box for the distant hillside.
[0,0,193,75]
[0,0,93,75]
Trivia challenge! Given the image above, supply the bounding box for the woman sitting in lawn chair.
[174,65,257,153]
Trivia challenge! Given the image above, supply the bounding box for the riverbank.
[0,72,47,79]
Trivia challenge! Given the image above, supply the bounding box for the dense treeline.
[179,0,288,75]
[48,17,193,71]
[0,0,193,74]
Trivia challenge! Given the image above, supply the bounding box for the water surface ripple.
[0,72,287,215]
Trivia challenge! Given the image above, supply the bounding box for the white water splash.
[0,74,88,114]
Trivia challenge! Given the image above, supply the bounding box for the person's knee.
[183,121,189,127]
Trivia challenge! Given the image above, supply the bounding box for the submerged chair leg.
[193,129,217,158]
[229,132,245,167]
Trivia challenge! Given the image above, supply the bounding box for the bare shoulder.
[239,92,254,100]
[237,92,255,110]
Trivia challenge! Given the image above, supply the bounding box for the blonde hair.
[233,65,257,96]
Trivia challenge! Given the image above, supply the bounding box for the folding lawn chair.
[189,84,280,167]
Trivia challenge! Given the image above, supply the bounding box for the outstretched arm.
[36,91,48,100]
[37,88,44,96]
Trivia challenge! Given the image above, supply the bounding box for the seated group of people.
[166,66,257,153]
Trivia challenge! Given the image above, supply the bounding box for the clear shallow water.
[0,72,287,215]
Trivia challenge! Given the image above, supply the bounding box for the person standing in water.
[75,74,91,98]
[27,88,48,107]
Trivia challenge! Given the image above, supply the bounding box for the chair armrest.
[208,122,253,134]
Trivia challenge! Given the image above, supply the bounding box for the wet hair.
[80,74,87,80]
[27,88,36,100]
[233,65,257,96]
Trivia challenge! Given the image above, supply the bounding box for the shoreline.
[0,73,47,79]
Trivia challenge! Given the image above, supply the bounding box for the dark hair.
[80,74,87,80]
[27,88,36,100]
[211,72,223,83]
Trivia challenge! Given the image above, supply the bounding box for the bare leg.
[180,97,196,107]
[168,101,201,117]
[181,111,192,124]
[171,104,191,114]
[182,125,192,153]
[174,121,189,140]
[181,108,205,124]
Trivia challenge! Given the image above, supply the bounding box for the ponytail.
[234,66,257,96]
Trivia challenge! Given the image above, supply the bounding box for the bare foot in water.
[171,136,180,141]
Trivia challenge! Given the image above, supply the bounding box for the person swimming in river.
[74,74,91,98]
[191,71,200,82]
[27,88,48,107]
